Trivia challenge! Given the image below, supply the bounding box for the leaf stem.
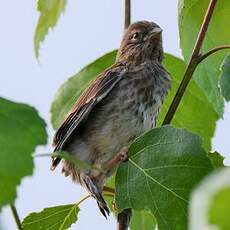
[75,195,91,206]
[103,186,115,194]
[198,45,230,63]
[124,0,131,29]
[162,0,218,125]
[10,204,22,230]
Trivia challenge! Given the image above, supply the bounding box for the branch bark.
[124,0,131,29]
[162,0,218,125]
[116,1,132,229]
[10,204,22,230]
[198,45,230,63]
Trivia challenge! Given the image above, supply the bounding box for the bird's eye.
[132,32,139,40]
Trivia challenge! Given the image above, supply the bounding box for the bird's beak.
[149,27,162,40]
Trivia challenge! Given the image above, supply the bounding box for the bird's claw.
[105,147,129,171]
[118,147,129,162]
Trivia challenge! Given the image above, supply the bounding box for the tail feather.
[81,174,110,218]
[50,156,61,171]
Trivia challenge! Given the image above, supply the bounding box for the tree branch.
[162,0,218,125]
[10,204,22,230]
[190,0,218,58]
[124,0,131,29]
[198,45,230,63]
[103,186,115,194]
[117,208,132,230]
[117,0,132,229]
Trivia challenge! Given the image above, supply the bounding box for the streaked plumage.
[51,21,171,218]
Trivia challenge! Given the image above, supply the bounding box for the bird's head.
[116,21,163,64]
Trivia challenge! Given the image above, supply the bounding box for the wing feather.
[51,64,127,169]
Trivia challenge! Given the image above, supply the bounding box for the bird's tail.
[81,174,110,218]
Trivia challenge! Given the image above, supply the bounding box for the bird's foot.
[105,147,129,171]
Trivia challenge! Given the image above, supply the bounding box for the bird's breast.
[85,63,170,164]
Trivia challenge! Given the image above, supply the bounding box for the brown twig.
[162,0,218,125]
[124,0,131,29]
[103,186,115,194]
[198,45,230,62]
[117,1,132,229]
[10,204,22,230]
[117,208,132,230]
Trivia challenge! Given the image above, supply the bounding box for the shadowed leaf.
[130,210,156,230]
[0,97,47,211]
[220,54,230,102]
[115,126,213,230]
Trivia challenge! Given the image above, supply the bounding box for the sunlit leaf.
[50,51,116,129]
[179,0,230,115]
[22,204,79,230]
[34,0,67,58]
[161,54,218,150]
[190,168,230,230]
[208,151,225,169]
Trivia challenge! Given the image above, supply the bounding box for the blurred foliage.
[190,168,230,230]
[34,0,67,58]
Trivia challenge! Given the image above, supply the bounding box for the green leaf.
[0,98,47,210]
[50,51,116,129]
[161,54,218,150]
[22,204,80,230]
[190,168,230,230]
[220,54,230,102]
[209,187,230,230]
[34,0,67,58]
[105,177,156,230]
[208,151,225,169]
[130,210,156,230]
[115,126,213,230]
[179,0,230,115]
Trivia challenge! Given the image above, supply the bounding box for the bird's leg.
[89,147,128,217]
[105,147,129,172]
[92,147,128,185]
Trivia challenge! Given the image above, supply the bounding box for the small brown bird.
[51,21,171,218]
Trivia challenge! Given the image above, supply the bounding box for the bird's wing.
[51,64,127,169]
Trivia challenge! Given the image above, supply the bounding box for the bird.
[51,20,171,219]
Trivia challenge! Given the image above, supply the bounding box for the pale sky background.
[0,0,229,229]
